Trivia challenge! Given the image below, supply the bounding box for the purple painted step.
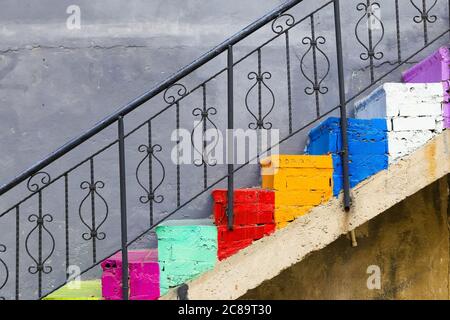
[402,46,450,128]
[101,249,160,300]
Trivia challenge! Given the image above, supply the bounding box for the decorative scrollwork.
[136,144,166,204]
[25,214,55,275]
[163,83,188,104]
[355,1,385,62]
[300,36,330,96]
[271,13,295,34]
[191,106,219,167]
[79,180,109,241]
[245,71,275,130]
[0,244,8,300]
[410,0,438,23]
[27,172,51,193]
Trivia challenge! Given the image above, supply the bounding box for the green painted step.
[43,280,102,300]
[156,219,218,295]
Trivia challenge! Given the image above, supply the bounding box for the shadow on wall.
[241,175,450,300]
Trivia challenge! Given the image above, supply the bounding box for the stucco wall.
[242,176,450,300]
[0,0,449,299]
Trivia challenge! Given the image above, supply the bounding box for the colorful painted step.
[43,280,102,300]
[355,83,444,163]
[101,249,159,300]
[156,219,217,295]
[306,117,388,196]
[260,155,333,229]
[402,47,449,128]
[212,189,275,260]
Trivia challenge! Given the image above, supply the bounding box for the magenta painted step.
[402,46,450,128]
[101,249,159,300]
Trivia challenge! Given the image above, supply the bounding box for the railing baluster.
[423,0,429,45]
[285,31,293,134]
[38,191,43,298]
[118,116,129,300]
[227,45,234,230]
[257,49,262,126]
[15,206,19,300]
[89,158,97,263]
[64,174,70,279]
[310,15,321,117]
[148,121,154,226]
[395,0,402,64]
[0,243,7,300]
[411,0,438,46]
[257,49,262,162]
[333,0,351,211]
[79,159,108,265]
[202,84,208,190]
[176,103,181,207]
[366,0,375,83]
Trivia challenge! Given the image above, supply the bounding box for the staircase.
[0,0,449,300]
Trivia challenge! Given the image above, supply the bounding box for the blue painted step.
[306,117,389,196]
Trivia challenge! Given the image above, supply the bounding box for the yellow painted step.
[43,280,102,300]
[274,205,314,229]
[260,155,333,229]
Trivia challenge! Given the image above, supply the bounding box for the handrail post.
[227,45,234,230]
[118,116,129,300]
[333,0,351,211]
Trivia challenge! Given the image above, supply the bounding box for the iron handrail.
[0,0,303,196]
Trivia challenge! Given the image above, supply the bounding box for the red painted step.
[212,189,275,226]
[212,189,275,260]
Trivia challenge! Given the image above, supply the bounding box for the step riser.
[156,221,217,295]
[355,83,444,163]
[101,250,160,300]
[307,118,389,196]
[261,155,333,228]
[402,47,450,128]
[212,189,276,260]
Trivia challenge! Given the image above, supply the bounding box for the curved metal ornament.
[27,172,51,193]
[191,107,219,167]
[25,214,55,275]
[271,13,295,34]
[245,71,275,130]
[0,244,8,300]
[410,0,438,24]
[355,1,385,62]
[163,83,188,104]
[136,144,166,204]
[410,0,438,45]
[78,181,109,241]
[300,35,330,96]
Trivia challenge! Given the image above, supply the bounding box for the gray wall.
[0,0,449,299]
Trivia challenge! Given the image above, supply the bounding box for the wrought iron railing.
[0,0,449,300]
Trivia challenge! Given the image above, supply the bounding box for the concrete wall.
[242,176,450,300]
[0,0,449,299]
